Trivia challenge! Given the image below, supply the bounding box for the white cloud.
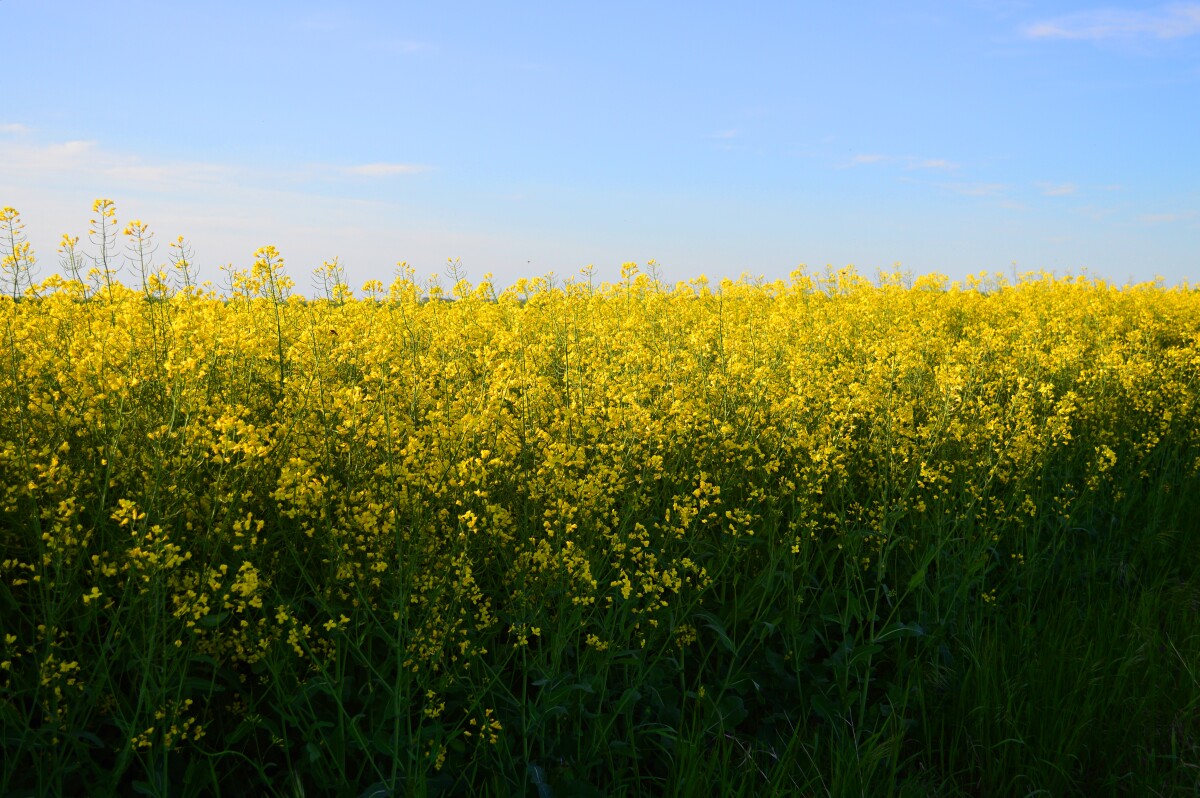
[1038,182,1078,196]
[100,162,233,186]
[940,182,1007,197]
[710,129,739,140]
[343,162,430,177]
[1023,4,1200,40]
[0,123,29,135]
[1141,211,1195,223]
[0,134,433,194]
[4,138,96,171]
[1075,204,1118,220]
[844,154,958,170]
[909,158,959,171]
[0,137,239,192]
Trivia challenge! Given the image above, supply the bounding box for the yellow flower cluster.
[1,207,1198,764]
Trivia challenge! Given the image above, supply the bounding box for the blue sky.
[2,1,1198,290]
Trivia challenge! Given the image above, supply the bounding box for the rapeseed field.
[2,203,1198,796]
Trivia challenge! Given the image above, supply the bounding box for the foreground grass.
[1,211,1198,795]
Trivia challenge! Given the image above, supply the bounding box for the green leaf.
[871,621,926,643]
[71,729,106,748]
[614,686,643,712]
[527,762,554,798]
[847,642,884,668]
[358,782,394,798]
[717,693,748,728]
[810,692,843,722]
[183,676,224,694]
[694,610,736,654]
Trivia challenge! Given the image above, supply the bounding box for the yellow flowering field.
[2,204,1199,795]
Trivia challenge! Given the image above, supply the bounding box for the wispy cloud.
[0,137,236,190]
[0,123,29,135]
[1141,210,1196,223]
[0,135,431,195]
[909,158,959,171]
[343,162,430,177]
[1038,182,1078,196]
[1023,4,1200,40]
[710,129,739,140]
[845,154,958,170]
[5,138,97,170]
[940,182,1007,197]
[1075,204,1118,221]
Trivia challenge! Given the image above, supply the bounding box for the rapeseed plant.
[0,203,1198,795]
[0,207,38,299]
